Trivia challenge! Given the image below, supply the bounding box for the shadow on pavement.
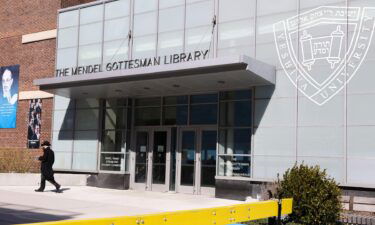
[0,203,78,225]
[47,188,71,194]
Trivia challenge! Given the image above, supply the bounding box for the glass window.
[104,17,130,41]
[76,99,99,108]
[218,19,254,49]
[158,6,184,33]
[134,0,158,13]
[135,97,161,106]
[218,128,251,154]
[73,131,98,153]
[100,153,125,171]
[218,155,250,177]
[105,99,127,108]
[58,27,78,48]
[185,26,212,52]
[157,31,184,56]
[101,130,124,153]
[103,40,129,63]
[133,12,157,37]
[159,0,185,9]
[191,94,218,104]
[59,10,79,28]
[72,152,98,171]
[75,108,99,130]
[132,35,157,59]
[186,1,214,29]
[56,47,77,70]
[79,22,103,45]
[220,90,252,101]
[104,107,126,130]
[220,101,252,127]
[219,0,255,22]
[135,107,161,126]
[163,96,188,105]
[190,104,217,125]
[163,105,188,125]
[78,43,102,66]
[105,0,130,19]
[80,4,103,24]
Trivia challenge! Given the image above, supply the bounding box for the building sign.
[0,65,19,128]
[27,99,42,149]
[55,50,209,77]
[100,154,124,171]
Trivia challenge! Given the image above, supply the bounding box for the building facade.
[2,0,375,199]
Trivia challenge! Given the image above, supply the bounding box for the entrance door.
[133,128,170,192]
[177,128,217,195]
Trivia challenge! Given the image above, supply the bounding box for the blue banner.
[0,65,19,128]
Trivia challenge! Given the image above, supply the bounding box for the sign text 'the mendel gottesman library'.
[55,50,209,77]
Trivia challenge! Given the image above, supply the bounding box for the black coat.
[38,147,55,179]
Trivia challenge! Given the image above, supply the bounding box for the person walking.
[35,141,61,192]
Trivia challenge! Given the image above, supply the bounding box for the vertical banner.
[0,65,19,128]
[27,99,42,149]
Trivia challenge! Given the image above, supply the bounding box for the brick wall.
[61,0,97,8]
[0,0,61,150]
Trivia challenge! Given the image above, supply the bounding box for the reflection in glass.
[163,106,188,125]
[190,104,217,125]
[135,107,160,126]
[220,90,252,101]
[153,131,167,184]
[190,94,218,104]
[218,129,251,154]
[104,108,125,130]
[201,131,217,187]
[220,101,251,127]
[163,96,188,105]
[101,130,123,152]
[181,131,195,186]
[135,132,148,183]
[218,155,250,177]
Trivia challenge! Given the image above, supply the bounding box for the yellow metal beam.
[20,198,293,225]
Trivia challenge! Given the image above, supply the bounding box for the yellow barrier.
[21,198,293,225]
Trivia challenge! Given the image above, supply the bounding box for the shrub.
[276,164,342,225]
[0,148,40,173]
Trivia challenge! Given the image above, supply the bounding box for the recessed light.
[173,84,180,88]
[218,80,225,84]
[144,87,150,90]
[82,92,88,95]
[115,89,122,93]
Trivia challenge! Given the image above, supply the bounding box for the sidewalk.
[0,186,242,225]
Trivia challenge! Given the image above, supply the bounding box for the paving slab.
[0,186,242,225]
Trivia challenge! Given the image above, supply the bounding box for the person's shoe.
[55,184,61,192]
[34,189,43,192]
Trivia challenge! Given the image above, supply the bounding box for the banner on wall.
[27,99,42,149]
[0,65,19,128]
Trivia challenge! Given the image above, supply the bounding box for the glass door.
[177,127,217,195]
[132,128,170,192]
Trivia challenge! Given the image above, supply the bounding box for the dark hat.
[41,141,51,147]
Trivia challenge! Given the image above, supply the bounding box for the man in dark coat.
[35,141,61,192]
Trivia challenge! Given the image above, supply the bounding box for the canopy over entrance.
[34,55,275,98]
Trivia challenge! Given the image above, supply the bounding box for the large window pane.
[105,0,130,19]
[163,106,188,125]
[163,96,188,105]
[104,108,126,130]
[185,26,212,52]
[59,10,79,28]
[73,131,98,153]
[186,1,214,29]
[79,22,103,45]
[220,90,252,101]
[101,130,124,153]
[104,17,130,41]
[218,155,251,177]
[218,129,251,154]
[134,0,158,13]
[103,40,129,63]
[78,44,102,66]
[159,6,184,33]
[218,19,254,49]
[220,101,252,127]
[133,12,157,37]
[75,108,99,130]
[190,104,217,125]
[132,35,156,59]
[58,27,78,48]
[80,4,103,24]
[56,48,77,70]
[159,0,184,9]
[219,0,255,22]
[135,97,161,106]
[135,107,161,126]
[191,94,218,104]
[158,31,184,56]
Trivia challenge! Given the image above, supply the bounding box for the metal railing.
[20,198,293,225]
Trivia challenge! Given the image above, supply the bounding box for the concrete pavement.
[0,186,242,225]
